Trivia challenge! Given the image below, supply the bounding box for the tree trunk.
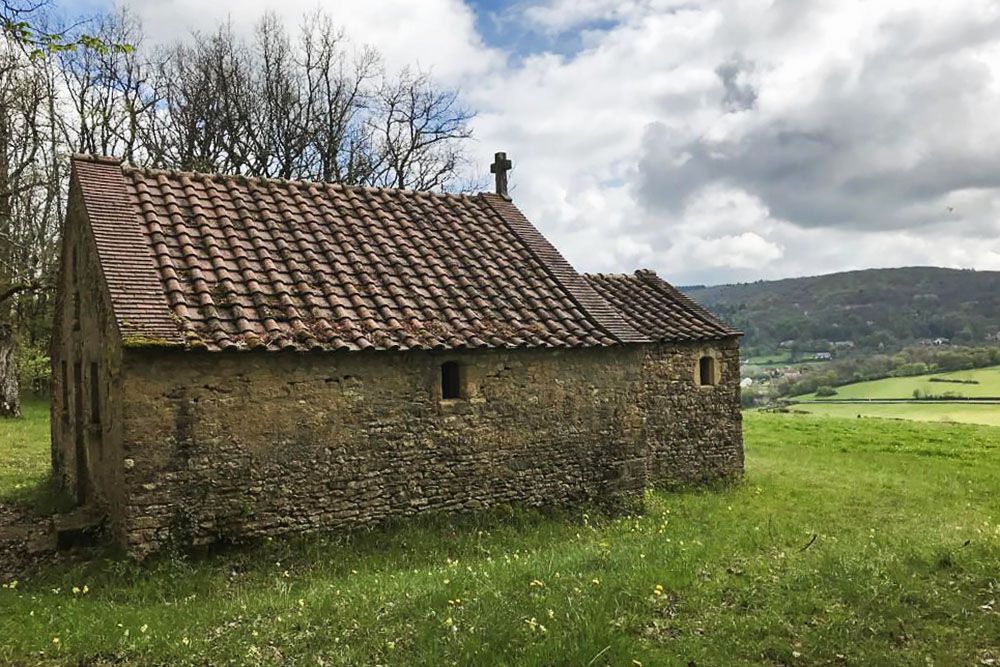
[0,322,20,418]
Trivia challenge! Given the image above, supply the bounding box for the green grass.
[0,399,63,512]
[791,364,1000,426]
[790,401,1000,426]
[741,351,831,372]
[1,407,999,665]
[743,351,792,365]
[799,364,1000,400]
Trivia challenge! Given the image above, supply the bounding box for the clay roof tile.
[582,270,740,342]
[71,156,732,352]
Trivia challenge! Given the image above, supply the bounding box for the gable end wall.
[642,339,743,485]
[51,183,126,533]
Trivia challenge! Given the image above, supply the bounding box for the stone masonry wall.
[50,186,125,531]
[118,346,650,555]
[641,339,744,486]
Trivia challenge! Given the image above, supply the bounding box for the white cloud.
[101,0,1000,284]
[521,0,642,33]
[118,0,499,83]
[471,0,1000,284]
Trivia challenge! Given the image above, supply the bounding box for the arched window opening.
[698,356,716,387]
[441,361,462,399]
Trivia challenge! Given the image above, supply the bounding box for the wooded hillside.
[683,267,1000,355]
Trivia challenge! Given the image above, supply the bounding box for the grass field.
[741,352,829,377]
[1,406,999,665]
[790,364,1000,426]
[798,364,1000,400]
[789,401,1000,426]
[0,399,59,511]
[742,351,793,366]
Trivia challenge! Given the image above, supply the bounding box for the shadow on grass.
[0,472,75,517]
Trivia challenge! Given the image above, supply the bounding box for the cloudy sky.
[59,0,1000,286]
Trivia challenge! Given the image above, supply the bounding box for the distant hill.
[682,267,1000,355]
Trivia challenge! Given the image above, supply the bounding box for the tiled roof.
[583,270,740,342]
[74,157,181,343]
[72,155,650,352]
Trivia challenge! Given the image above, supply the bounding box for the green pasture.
[0,406,998,665]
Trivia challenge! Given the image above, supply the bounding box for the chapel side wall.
[50,186,126,530]
[118,346,648,555]
[641,339,743,486]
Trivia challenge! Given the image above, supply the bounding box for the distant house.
[739,377,754,388]
[933,337,950,346]
[53,154,744,555]
[812,352,833,361]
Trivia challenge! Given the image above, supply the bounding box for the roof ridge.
[112,160,487,204]
[581,271,633,280]
[72,153,122,166]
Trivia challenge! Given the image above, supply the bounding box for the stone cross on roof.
[490,151,512,200]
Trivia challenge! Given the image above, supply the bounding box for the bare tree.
[142,23,252,173]
[297,12,378,184]
[0,32,61,416]
[130,11,474,187]
[57,9,155,161]
[0,7,476,416]
[368,68,474,190]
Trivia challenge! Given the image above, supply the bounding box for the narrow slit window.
[699,356,716,386]
[441,361,461,399]
[90,362,101,425]
[73,361,87,504]
[61,360,69,419]
[72,248,81,331]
